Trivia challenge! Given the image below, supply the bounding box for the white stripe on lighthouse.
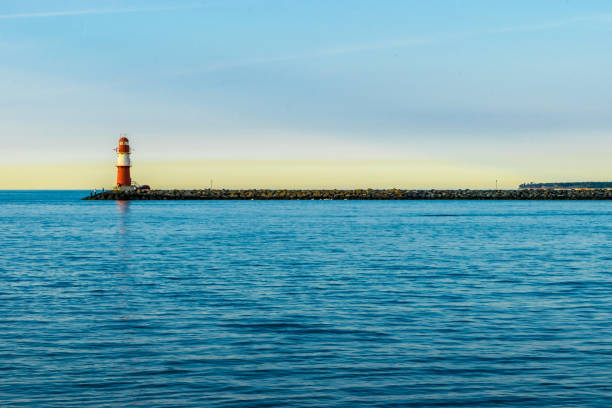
[116,152,131,166]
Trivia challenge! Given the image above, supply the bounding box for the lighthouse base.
[115,185,136,192]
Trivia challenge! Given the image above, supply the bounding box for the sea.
[1,190,611,407]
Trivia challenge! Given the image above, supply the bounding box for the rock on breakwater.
[83,189,612,200]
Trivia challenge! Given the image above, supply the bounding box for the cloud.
[0,4,203,19]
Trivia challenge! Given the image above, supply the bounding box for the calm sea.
[1,191,611,407]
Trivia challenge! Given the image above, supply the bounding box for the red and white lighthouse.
[116,135,132,189]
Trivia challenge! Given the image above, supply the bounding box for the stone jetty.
[83,189,612,200]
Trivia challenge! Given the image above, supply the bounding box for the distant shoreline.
[83,189,612,200]
[520,182,612,189]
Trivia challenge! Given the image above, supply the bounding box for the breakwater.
[84,189,612,200]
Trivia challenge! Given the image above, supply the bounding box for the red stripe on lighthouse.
[117,166,131,187]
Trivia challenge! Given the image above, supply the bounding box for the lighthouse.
[116,135,132,190]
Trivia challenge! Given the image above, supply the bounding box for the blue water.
[1,191,611,407]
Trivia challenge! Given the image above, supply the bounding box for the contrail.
[184,36,438,74]
[184,13,612,74]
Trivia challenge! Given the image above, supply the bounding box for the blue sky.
[1,1,611,187]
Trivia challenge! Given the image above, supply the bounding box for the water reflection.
[116,200,131,215]
[116,200,131,234]
[116,200,132,270]
[112,200,143,334]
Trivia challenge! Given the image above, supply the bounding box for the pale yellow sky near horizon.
[2,157,610,190]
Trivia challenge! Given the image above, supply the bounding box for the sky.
[1,0,611,189]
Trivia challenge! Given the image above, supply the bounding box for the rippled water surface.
[1,191,611,407]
